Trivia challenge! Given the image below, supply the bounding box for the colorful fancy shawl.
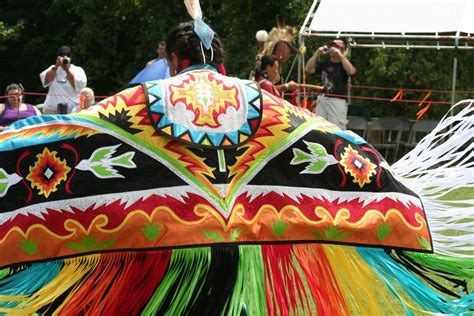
[0,66,472,314]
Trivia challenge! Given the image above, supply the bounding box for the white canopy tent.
[298,0,474,104]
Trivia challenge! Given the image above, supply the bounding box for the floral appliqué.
[26,147,71,198]
[339,145,377,188]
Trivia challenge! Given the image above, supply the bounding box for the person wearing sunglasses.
[0,83,41,131]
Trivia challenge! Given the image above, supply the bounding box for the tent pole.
[347,38,352,105]
[450,32,459,113]
[297,33,302,105]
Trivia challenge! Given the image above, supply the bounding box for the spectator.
[71,87,95,113]
[39,45,87,114]
[305,39,356,130]
[254,55,298,98]
[0,83,41,131]
[254,55,282,97]
[146,41,167,67]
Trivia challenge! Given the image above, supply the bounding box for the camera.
[62,57,70,64]
[323,47,334,54]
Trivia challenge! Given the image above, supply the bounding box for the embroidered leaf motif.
[67,236,115,252]
[229,229,241,241]
[142,222,162,241]
[310,230,325,240]
[417,235,432,250]
[201,230,223,242]
[19,239,37,255]
[324,226,352,241]
[68,243,87,253]
[272,219,289,237]
[376,223,393,240]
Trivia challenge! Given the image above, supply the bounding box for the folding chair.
[367,117,411,163]
[402,119,439,153]
[347,116,368,139]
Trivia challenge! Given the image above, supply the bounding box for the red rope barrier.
[349,84,474,94]
[0,91,109,99]
[0,89,465,106]
[297,91,453,105]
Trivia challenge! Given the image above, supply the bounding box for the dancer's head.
[165,21,224,75]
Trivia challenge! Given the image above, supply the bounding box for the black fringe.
[186,245,240,315]
[388,250,468,298]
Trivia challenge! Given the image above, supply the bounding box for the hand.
[60,60,71,71]
[331,48,343,58]
[287,81,299,92]
[55,56,63,68]
[316,46,328,55]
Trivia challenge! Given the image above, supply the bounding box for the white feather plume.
[255,30,269,42]
[184,0,202,19]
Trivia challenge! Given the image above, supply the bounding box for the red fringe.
[59,250,172,315]
[295,245,349,315]
[262,245,311,315]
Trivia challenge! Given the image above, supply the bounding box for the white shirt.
[39,64,87,112]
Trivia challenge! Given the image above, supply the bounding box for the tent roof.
[300,0,474,49]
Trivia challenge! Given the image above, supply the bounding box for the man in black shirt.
[306,40,356,129]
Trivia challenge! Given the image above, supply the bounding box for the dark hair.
[4,83,25,105]
[165,21,224,70]
[57,45,72,57]
[254,55,277,79]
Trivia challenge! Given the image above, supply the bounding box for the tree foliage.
[0,0,472,119]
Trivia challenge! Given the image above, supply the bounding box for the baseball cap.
[57,46,72,57]
[330,40,345,51]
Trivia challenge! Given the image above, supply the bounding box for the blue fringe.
[0,261,62,308]
[357,248,474,314]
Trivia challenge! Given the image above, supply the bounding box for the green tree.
[0,0,472,120]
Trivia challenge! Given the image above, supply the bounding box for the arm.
[0,104,5,131]
[42,57,63,86]
[334,50,356,76]
[305,46,327,74]
[43,67,57,86]
[70,66,87,93]
[341,55,356,76]
[33,106,42,116]
[65,68,76,89]
[275,81,299,93]
[60,62,77,90]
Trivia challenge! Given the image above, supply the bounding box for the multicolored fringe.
[0,244,472,315]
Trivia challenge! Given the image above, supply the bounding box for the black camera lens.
[62,58,69,64]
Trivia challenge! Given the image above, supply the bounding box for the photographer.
[305,40,356,130]
[40,46,87,114]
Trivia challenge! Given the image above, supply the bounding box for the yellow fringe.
[323,245,403,315]
[0,255,100,315]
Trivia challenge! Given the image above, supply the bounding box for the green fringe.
[142,247,211,315]
[0,268,9,280]
[225,245,267,316]
[405,252,474,279]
